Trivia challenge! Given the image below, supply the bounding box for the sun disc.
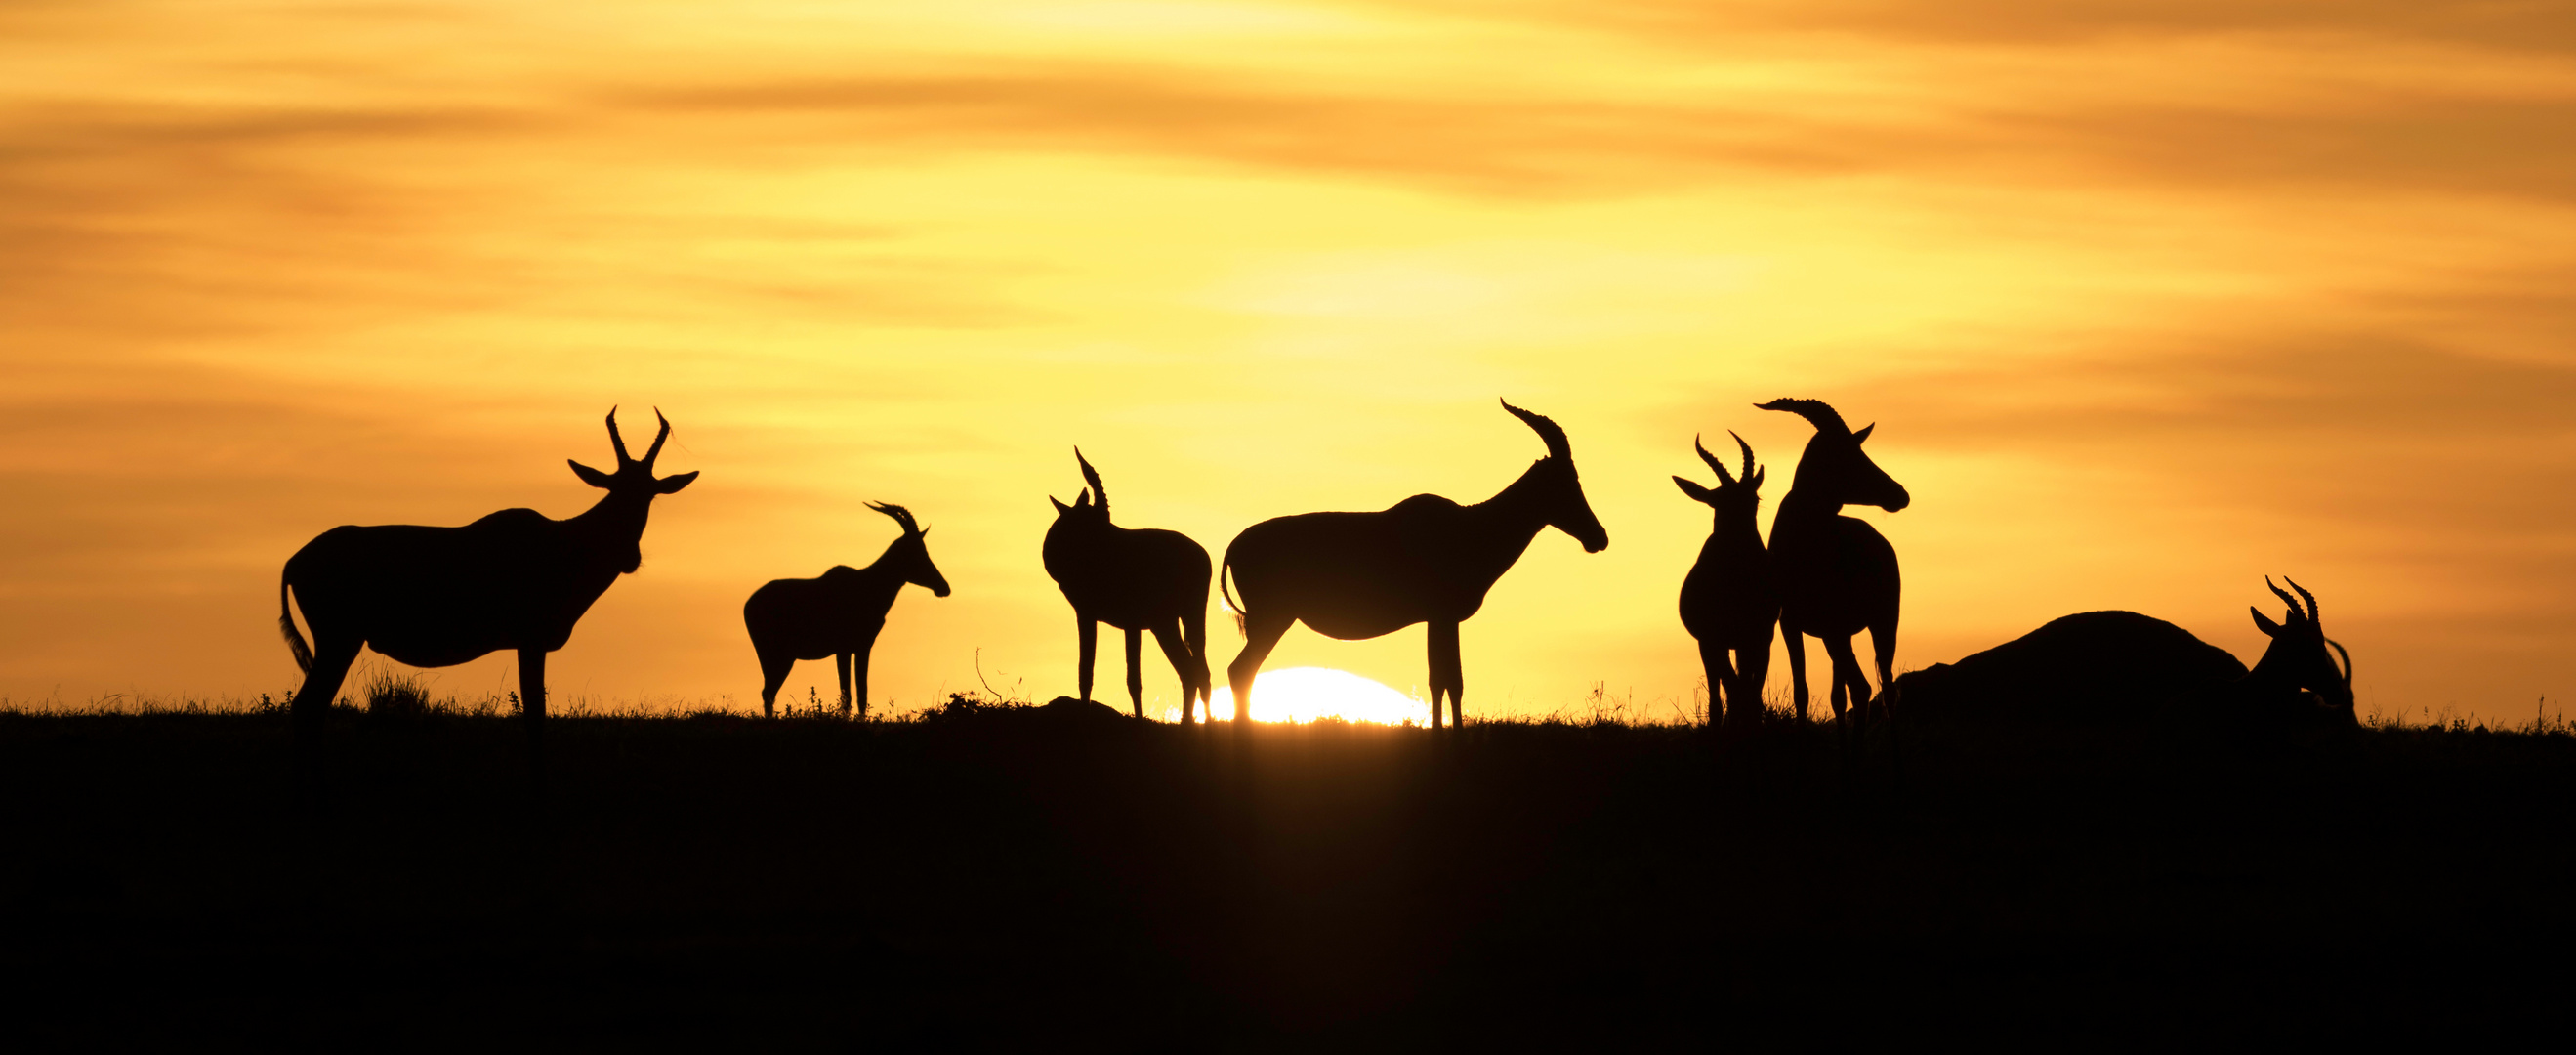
[1167,667,1426,725]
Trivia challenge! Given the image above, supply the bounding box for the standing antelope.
[278,407,699,769]
[1222,401,1608,729]
[743,503,951,719]
[1674,432,1778,728]
[1758,398,1908,754]
[2238,576,2355,726]
[1042,450,1213,722]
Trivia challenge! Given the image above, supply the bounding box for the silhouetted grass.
[5,699,2574,1047]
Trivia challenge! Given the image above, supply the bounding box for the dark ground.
[6,702,2575,1050]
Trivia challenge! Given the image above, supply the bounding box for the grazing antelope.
[2237,576,2355,726]
[1221,401,1608,729]
[1674,432,1778,728]
[1042,450,1213,722]
[278,408,699,768]
[1758,398,1908,753]
[743,503,951,720]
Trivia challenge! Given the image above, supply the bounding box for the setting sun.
[1184,666,1425,725]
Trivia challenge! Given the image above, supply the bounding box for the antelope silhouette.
[1890,580,2354,728]
[1758,398,1907,753]
[1042,450,1213,722]
[1221,401,1608,729]
[1674,432,1778,728]
[2239,576,2355,726]
[277,408,699,768]
[743,503,951,720]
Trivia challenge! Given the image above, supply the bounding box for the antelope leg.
[836,652,853,717]
[1076,615,1098,702]
[1228,613,1292,726]
[1124,626,1144,717]
[1150,621,1196,724]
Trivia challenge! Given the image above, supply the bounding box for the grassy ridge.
[6,703,2576,1048]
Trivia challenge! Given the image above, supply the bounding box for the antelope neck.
[1772,488,1845,528]
[1713,504,1765,549]
[854,541,918,598]
[1455,462,1558,566]
[564,489,656,562]
[2242,641,2309,695]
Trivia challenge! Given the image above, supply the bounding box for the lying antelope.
[1759,398,1907,755]
[2237,576,2354,726]
[1674,432,1778,728]
[1222,401,1608,729]
[743,502,951,719]
[1043,450,1213,722]
[278,407,698,771]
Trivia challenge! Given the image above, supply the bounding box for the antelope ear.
[653,470,699,495]
[1050,495,1070,515]
[569,459,615,489]
[1672,476,1716,504]
[2250,607,2282,637]
[1749,466,1765,490]
[1853,423,1876,443]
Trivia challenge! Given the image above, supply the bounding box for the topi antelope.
[1758,398,1908,755]
[1222,401,1608,729]
[1674,432,1779,728]
[278,407,699,771]
[743,502,951,720]
[2236,576,2355,726]
[1042,449,1213,722]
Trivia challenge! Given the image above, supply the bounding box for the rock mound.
[1895,611,2247,724]
[1035,696,1133,726]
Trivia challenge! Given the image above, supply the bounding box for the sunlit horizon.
[1178,666,1428,725]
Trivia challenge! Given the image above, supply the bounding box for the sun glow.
[1179,667,1427,725]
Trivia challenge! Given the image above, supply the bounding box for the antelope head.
[1672,431,1765,526]
[2249,576,2352,722]
[1757,398,1908,513]
[1503,400,1608,553]
[566,406,700,572]
[870,501,950,597]
[1047,447,1113,528]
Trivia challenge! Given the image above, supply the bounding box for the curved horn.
[642,407,672,470]
[604,406,632,466]
[1694,434,1735,486]
[1755,398,1850,437]
[1501,400,1571,459]
[1074,447,1105,512]
[2328,637,2353,691]
[866,501,920,535]
[2265,576,2306,621]
[2287,577,2319,623]
[1730,430,1757,484]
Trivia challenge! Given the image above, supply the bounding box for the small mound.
[1036,696,1132,725]
[1896,611,2248,724]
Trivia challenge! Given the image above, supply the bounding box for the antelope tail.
[278,570,313,675]
[1219,559,1247,639]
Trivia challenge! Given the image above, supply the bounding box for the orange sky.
[5,1,2572,723]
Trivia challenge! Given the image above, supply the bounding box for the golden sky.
[5,1,2572,722]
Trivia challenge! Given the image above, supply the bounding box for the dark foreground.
[7,704,2576,1049]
